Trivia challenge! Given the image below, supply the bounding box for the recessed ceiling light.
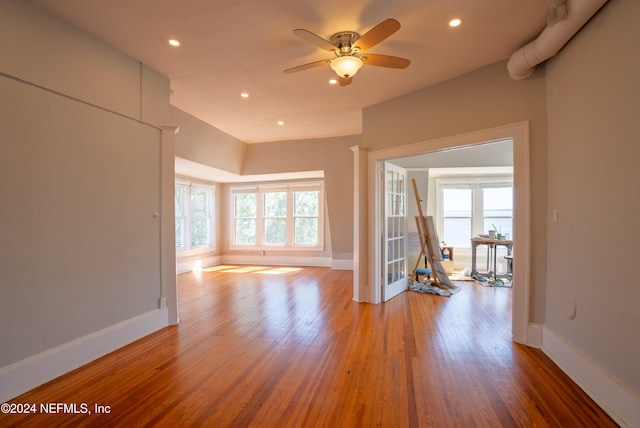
[329,79,338,85]
[449,18,462,27]
[240,92,249,98]
[168,39,180,47]
[277,121,284,126]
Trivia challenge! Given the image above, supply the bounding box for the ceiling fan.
[284,18,410,86]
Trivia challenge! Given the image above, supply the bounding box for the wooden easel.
[411,179,454,290]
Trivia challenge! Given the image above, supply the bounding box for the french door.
[382,162,408,301]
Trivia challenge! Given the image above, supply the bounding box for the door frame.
[362,122,530,344]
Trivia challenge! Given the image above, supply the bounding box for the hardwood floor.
[1,266,616,427]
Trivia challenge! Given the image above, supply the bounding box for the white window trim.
[176,178,215,254]
[230,181,324,251]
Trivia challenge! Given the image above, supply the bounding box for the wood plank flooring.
[1,266,617,427]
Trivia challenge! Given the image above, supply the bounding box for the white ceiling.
[34,0,551,144]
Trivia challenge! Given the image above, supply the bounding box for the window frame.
[230,181,324,251]
[436,176,513,249]
[175,178,215,254]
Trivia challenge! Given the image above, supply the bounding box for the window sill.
[228,245,324,252]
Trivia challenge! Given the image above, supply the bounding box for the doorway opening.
[364,122,530,344]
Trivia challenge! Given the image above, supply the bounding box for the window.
[231,182,323,250]
[437,178,513,248]
[175,180,215,251]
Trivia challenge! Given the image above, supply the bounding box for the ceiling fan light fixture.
[330,55,363,78]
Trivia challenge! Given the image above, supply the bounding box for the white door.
[382,162,408,302]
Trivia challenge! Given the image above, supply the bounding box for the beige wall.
[545,0,640,396]
[0,0,170,367]
[242,136,359,260]
[0,1,169,125]
[172,106,246,175]
[363,61,548,322]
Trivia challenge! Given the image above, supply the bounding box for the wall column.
[351,145,369,302]
[160,125,179,324]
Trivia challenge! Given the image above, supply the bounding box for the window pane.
[264,192,287,217]
[235,219,256,245]
[175,185,186,249]
[483,187,513,238]
[191,218,209,247]
[175,219,185,249]
[484,218,513,239]
[235,193,256,245]
[175,185,185,217]
[235,193,256,218]
[483,187,512,212]
[294,191,318,216]
[295,218,318,245]
[443,188,471,216]
[265,218,286,245]
[444,218,471,248]
[190,187,211,248]
[442,188,471,247]
[191,188,209,217]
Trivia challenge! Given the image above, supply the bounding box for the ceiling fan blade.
[293,29,337,51]
[339,76,353,86]
[361,54,410,69]
[354,19,401,51]
[284,59,331,73]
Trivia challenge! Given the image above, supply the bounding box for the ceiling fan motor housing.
[330,31,361,55]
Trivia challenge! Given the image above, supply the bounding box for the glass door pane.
[383,163,408,301]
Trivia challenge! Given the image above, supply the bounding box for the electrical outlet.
[553,209,558,223]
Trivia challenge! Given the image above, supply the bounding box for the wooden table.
[471,238,513,280]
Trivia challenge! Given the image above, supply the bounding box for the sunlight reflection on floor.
[200,265,303,275]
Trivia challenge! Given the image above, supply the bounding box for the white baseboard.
[177,253,353,273]
[177,254,221,274]
[221,254,332,267]
[526,322,543,348]
[331,259,353,270]
[541,326,639,428]
[0,308,169,403]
